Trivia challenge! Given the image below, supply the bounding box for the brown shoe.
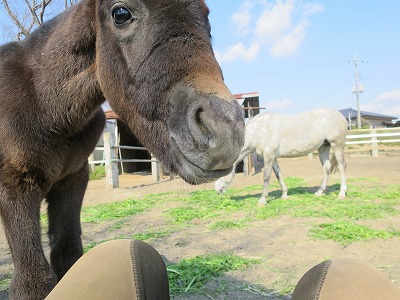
[292,258,400,300]
[46,239,170,300]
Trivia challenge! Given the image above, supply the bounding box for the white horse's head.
[215,178,230,194]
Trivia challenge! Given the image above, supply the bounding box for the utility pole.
[350,55,364,129]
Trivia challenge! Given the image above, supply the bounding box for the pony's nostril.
[194,107,211,147]
[195,108,205,131]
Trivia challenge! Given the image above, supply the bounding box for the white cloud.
[231,0,254,35]
[375,89,400,103]
[215,42,260,63]
[218,0,324,62]
[269,21,307,57]
[302,2,325,17]
[361,89,400,117]
[255,0,294,43]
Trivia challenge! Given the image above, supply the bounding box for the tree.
[0,0,78,41]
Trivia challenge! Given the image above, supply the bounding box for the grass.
[167,254,260,296]
[81,198,152,223]
[0,274,11,293]
[310,221,400,245]
[207,220,246,230]
[89,166,106,180]
[79,176,399,247]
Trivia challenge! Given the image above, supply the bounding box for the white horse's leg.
[333,147,347,198]
[315,144,331,196]
[215,148,253,194]
[272,161,288,199]
[259,154,275,206]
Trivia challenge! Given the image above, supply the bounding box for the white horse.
[215,108,348,205]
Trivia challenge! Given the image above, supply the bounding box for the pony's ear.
[199,0,210,16]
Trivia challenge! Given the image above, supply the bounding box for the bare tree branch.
[1,0,57,40]
[39,0,53,24]
[23,0,41,27]
[3,0,30,38]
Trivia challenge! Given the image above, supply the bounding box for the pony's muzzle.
[168,84,245,175]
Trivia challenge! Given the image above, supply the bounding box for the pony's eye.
[112,7,132,25]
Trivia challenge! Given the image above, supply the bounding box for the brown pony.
[0,0,245,298]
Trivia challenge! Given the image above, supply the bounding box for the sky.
[206,0,400,120]
[1,0,399,120]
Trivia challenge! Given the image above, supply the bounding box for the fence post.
[104,132,119,190]
[88,153,96,172]
[151,154,161,181]
[370,129,379,158]
[243,155,249,176]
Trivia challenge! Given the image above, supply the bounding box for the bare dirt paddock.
[0,155,399,299]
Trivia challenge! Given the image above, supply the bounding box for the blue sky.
[1,0,399,120]
[207,0,400,120]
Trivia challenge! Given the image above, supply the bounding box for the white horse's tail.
[330,154,338,174]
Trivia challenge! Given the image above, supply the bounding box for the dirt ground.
[1,155,400,299]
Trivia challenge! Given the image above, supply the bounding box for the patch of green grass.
[238,283,277,297]
[347,177,380,183]
[83,236,131,253]
[184,190,248,211]
[132,231,168,241]
[382,185,400,199]
[231,184,264,193]
[0,274,11,293]
[256,191,399,221]
[167,189,252,224]
[107,219,127,231]
[309,221,400,245]
[207,220,246,230]
[167,254,260,296]
[83,241,103,253]
[346,184,400,201]
[166,177,399,228]
[283,177,308,188]
[296,200,398,220]
[141,192,177,203]
[167,206,220,223]
[83,231,169,253]
[81,198,151,223]
[89,166,106,180]
[256,197,302,219]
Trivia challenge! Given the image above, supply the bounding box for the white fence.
[90,128,400,188]
[345,127,400,157]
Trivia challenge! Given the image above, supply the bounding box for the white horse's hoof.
[337,193,346,199]
[314,190,324,197]
[257,199,267,207]
[281,194,289,200]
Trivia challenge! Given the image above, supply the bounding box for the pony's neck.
[26,0,104,132]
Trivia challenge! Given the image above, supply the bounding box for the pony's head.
[95,0,245,184]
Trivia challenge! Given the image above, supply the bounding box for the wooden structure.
[234,92,262,119]
[233,92,264,175]
[103,109,151,173]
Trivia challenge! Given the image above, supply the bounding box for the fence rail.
[345,128,400,158]
[90,128,400,188]
[89,132,163,189]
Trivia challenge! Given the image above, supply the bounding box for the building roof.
[233,92,260,100]
[339,108,398,121]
